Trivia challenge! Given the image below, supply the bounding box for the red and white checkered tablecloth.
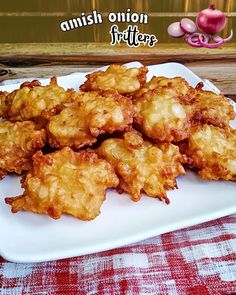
[0,215,235,295]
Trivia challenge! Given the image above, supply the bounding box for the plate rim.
[0,61,235,263]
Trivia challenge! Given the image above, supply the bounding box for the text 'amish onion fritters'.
[0,120,46,179]
[2,77,75,122]
[5,147,119,220]
[134,86,193,142]
[192,84,235,128]
[97,130,186,203]
[182,124,236,182]
[80,64,148,94]
[47,90,134,149]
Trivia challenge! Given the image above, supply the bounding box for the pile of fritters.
[1,64,235,221]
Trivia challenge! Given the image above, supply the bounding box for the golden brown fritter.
[182,124,236,181]
[134,76,194,100]
[3,77,76,122]
[134,86,193,142]
[134,78,235,133]
[97,130,186,203]
[80,64,148,94]
[47,90,134,149]
[0,168,7,180]
[192,84,235,128]
[0,120,46,179]
[0,91,8,117]
[5,147,119,220]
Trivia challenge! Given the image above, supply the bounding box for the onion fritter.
[3,77,75,122]
[0,91,8,117]
[134,76,194,100]
[134,86,193,142]
[0,120,46,179]
[134,78,235,140]
[182,124,236,181]
[5,147,119,220]
[97,130,186,203]
[192,85,235,128]
[47,90,134,149]
[80,64,148,94]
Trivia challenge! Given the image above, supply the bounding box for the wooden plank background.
[0,0,235,64]
[0,0,235,43]
[0,0,235,66]
[0,43,235,65]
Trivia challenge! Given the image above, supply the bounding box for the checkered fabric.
[0,215,235,295]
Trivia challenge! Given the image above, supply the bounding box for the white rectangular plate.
[0,62,235,263]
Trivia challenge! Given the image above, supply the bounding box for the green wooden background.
[0,0,235,43]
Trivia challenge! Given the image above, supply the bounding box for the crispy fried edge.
[182,125,236,182]
[132,76,196,101]
[191,88,236,128]
[5,148,119,220]
[80,65,148,93]
[3,77,76,122]
[133,88,192,142]
[47,90,134,150]
[0,121,47,178]
[0,91,9,117]
[97,129,186,204]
